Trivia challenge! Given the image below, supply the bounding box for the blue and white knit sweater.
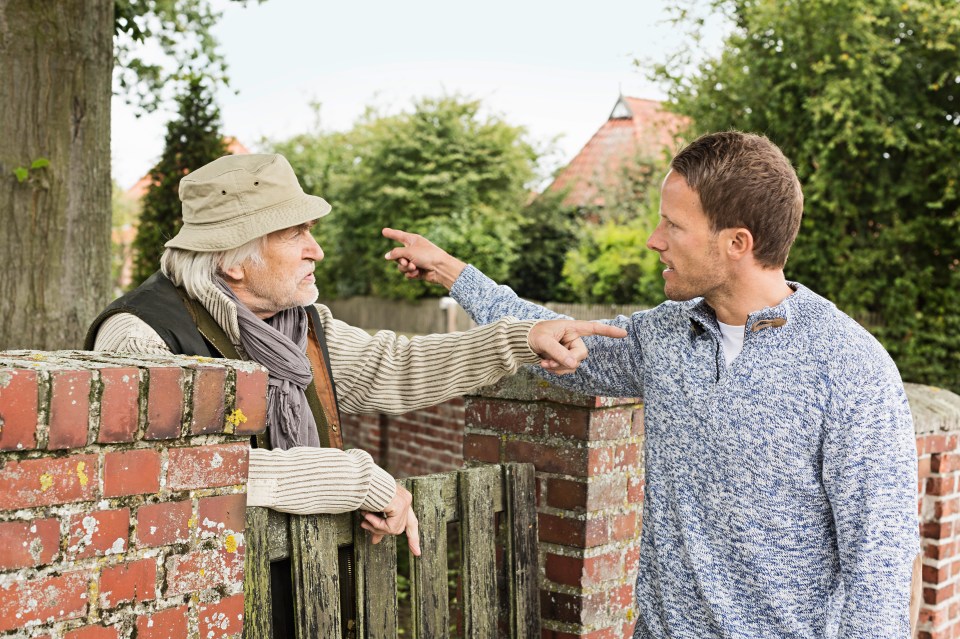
[452,265,919,639]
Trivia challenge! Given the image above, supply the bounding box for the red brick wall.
[340,397,465,478]
[462,372,642,638]
[916,382,960,639]
[0,351,266,639]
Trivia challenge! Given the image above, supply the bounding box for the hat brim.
[164,193,331,252]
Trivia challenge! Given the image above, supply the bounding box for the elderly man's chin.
[302,284,320,307]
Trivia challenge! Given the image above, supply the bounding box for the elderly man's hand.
[382,227,465,290]
[529,320,628,374]
[360,484,421,556]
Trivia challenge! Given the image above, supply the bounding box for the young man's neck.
[707,268,794,326]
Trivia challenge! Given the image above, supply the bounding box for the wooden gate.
[243,463,540,638]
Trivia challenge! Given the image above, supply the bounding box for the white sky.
[111,0,722,189]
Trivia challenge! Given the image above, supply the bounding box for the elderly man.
[385,131,920,638]
[86,153,624,636]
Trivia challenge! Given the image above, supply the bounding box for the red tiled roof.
[125,137,251,200]
[548,96,689,208]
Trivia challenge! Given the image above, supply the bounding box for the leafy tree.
[651,0,960,390]
[1,0,243,349]
[562,219,664,305]
[274,96,538,300]
[508,188,579,302]
[132,79,226,286]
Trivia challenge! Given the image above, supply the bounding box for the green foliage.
[113,0,251,111]
[508,187,579,302]
[650,0,960,390]
[273,96,538,300]
[131,78,226,286]
[562,219,665,305]
[12,158,50,185]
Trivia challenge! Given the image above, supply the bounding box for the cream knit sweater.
[94,279,539,515]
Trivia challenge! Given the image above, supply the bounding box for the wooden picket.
[243,462,540,638]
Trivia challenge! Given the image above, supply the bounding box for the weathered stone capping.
[0,351,267,639]
[464,372,960,639]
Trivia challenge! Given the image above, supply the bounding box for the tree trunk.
[0,0,113,350]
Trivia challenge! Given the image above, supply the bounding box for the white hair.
[160,236,266,299]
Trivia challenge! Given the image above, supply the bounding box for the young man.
[86,153,626,636]
[384,131,919,638]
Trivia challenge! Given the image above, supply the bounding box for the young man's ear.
[724,227,754,261]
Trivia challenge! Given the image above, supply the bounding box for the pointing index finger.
[575,322,628,339]
[382,227,413,245]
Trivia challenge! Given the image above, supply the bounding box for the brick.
[198,493,247,537]
[921,434,959,456]
[99,557,157,608]
[64,625,120,639]
[588,443,640,475]
[546,477,588,511]
[146,367,184,440]
[136,500,193,547]
[463,433,501,463]
[627,475,645,504]
[167,443,249,490]
[545,553,585,586]
[932,452,960,474]
[191,366,227,435]
[580,407,633,441]
[935,496,960,519]
[609,511,640,542]
[199,593,245,638]
[505,439,589,476]
[921,520,954,541]
[925,540,958,561]
[923,563,950,583]
[103,449,161,497]
[924,582,955,605]
[632,407,645,436]
[136,604,188,639]
[539,512,608,547]
[918,455,932,479]
[466,400,553,436]
[583,551,627,587]
[542,586,632,626]
[926,475,956,497]
[48,370,92,449]
[165,546,244,596]
[0,571,89,632]
[234,368,268,435]
[98,368,140,443]
[66,508,130,559]
[0,517,59,569]
[0,368,39,451]
[0,454,98,509]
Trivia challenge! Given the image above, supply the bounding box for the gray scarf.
[215,279,319,450]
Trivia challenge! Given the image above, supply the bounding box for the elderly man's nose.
[306,234,324,260]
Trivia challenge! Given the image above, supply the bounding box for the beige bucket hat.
[165,153,331,251]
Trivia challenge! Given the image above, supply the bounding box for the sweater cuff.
[361,464,398,512]
[245,446,397,515]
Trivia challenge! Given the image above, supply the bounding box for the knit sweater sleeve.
[822,334,919,636]
[315,303,542,415]
[93,312,174,355]
[449,264,646,398]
